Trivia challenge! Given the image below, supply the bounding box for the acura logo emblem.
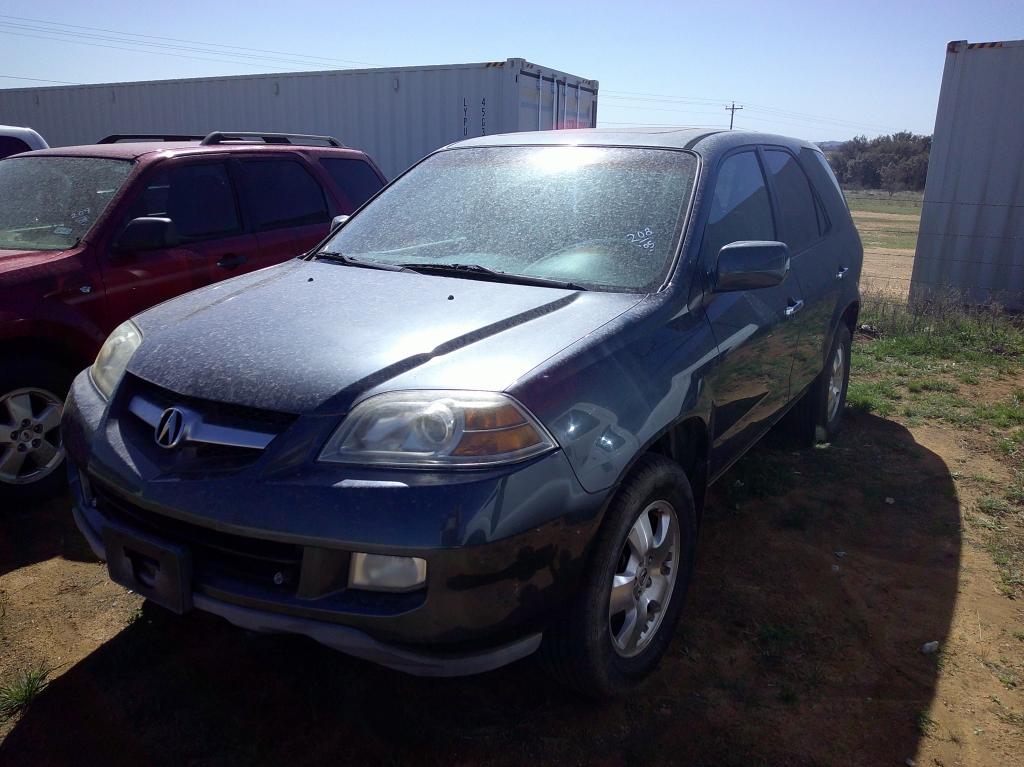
[155,407,187,449]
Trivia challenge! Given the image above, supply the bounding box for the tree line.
[824,132,931,193]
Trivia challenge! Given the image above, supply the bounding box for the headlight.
[90,320,142,399]
[319,390,557,468]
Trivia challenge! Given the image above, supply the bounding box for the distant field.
[845,190,922,298]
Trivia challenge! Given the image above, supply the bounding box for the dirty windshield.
[321,146,697,292]
[0,156,133,251]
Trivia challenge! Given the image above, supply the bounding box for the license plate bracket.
[104,523,193,614]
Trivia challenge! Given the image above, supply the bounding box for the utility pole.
[725,101,743,130]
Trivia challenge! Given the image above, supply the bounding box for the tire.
[784,324,852,446]
[0,355,75,504]
[540,454,697,698]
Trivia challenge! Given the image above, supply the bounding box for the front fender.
[510,295,717,494]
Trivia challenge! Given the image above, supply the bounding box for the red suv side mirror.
[112,217,178,254]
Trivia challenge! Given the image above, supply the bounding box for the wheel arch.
[0,333,93,379]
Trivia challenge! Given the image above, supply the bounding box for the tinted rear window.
[764,149,820,253]
[320,158,383,212]
[241,160,329,230]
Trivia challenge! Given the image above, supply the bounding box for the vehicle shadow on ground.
[0,491,94,578]
[1,412,959,767]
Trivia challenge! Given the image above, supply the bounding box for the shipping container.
[0,58,598,180]
[911,39,1024,309]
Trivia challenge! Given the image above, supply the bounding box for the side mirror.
[329,214,350,235]
[112,217,177,254]
[713,241,790,292]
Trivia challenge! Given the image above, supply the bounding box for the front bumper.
[64,371,609,674]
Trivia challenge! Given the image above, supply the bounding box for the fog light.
[348,553,427,592]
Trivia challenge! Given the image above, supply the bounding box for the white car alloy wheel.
[608,500,681,658]
[0,387,65,485]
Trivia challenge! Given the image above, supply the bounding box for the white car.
[0,125,48,159]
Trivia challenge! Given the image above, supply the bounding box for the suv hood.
[128,259,642,414]
[0,247,75,278]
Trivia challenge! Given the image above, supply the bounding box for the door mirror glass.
[112,217,177,253]
[713,241,790,292]
[330,214,349,234]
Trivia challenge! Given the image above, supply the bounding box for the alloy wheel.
[608,500,680,658]
[826,344,845,423]
[0,387,65,485]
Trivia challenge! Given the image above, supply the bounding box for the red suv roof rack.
[200,132,344,147]
[98,134,203,143]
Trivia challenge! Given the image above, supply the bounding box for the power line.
[602,88,897,133]
[0,73,80,85]
[0,14,376,68]
[0,29,276,70]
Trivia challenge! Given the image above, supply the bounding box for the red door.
[98,159,259,327]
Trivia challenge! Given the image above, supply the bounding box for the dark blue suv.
[62,128,862,697]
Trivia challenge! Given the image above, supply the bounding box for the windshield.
[0,156,133,251]
[321,146,697,292]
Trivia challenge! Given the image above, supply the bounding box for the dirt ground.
[1,391,1022,765]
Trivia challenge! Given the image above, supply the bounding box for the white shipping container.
[911,39,1024,308]
[0,58,598,179]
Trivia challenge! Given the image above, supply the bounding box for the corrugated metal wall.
[0,59,598,179]
[911,40,1024,308]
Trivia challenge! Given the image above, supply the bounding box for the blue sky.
[0,0,1019,140]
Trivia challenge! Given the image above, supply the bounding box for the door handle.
[785,299,805,317]
[217,253,247,269]
[836,266,849,280]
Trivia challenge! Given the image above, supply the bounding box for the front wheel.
[0,357,73,503]
[540,454,697,698]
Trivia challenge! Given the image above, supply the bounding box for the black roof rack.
[200,131,344,147]
[98,134,203,143]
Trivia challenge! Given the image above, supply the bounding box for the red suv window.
[320,158,384,212]
[240,160,329,231]
[123,162,241,241]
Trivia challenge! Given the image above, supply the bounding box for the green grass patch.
[846,192,923,217]
[857,228,919,251]
[907,378,958,394]
[846,379,900,415]
[915,710,938,737]
[0,666,49,719]
[979,497,1013,517]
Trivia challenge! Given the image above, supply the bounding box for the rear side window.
[124,162,240,241]
[763,150,820,253]
[804,148,849,215]
[701,151,775,262]
[320,158,383,212]
[0,136,31,160]
[241,160,329,230]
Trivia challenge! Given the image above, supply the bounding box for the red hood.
[0,247,77,276]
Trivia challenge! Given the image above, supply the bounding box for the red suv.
[0,131,386,499]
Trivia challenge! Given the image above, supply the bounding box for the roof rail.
[200,131,344,148]
[98,134,203,143]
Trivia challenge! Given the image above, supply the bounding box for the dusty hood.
[129,259,641,414]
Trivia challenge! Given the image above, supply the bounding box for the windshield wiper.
[400,262,587,290]
[315,251,414,272]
